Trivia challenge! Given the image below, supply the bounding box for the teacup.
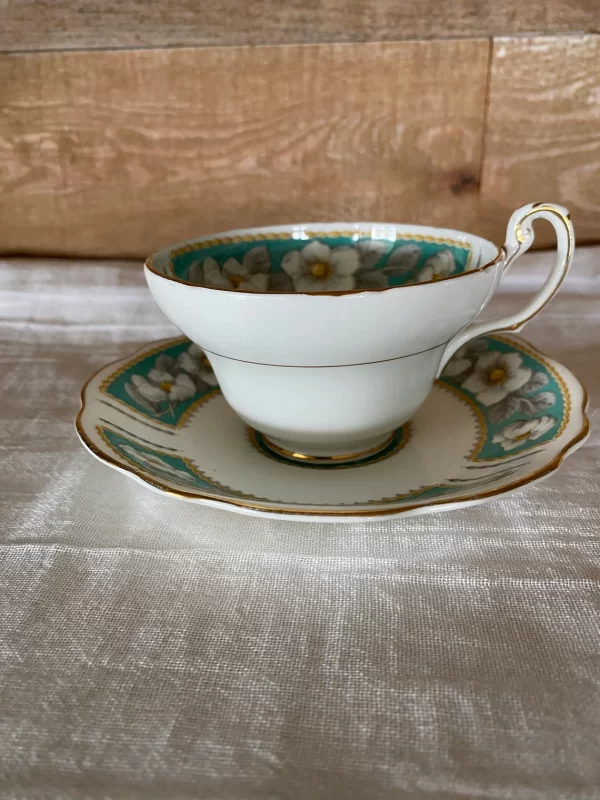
[145,203,573,464]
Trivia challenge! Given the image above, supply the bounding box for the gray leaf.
[488,395,520,424]
[187,260,205,285]
[155,354,178,374]
[516,396,537,415]
[382,243,421,276]
[356,239,389,271]
[193,376,210,393]
[382,265,417,278]
[269,272,294,291]
[451,366,474,384]
[531,391,556,411]
[243,246,271,274]
[464,338,489,357]
[355,271,389,290]
[124,382,158,414]
[520,371,549,394]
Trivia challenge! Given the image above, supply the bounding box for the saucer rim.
[75,336,590,522]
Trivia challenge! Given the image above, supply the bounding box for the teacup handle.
[437,202,574,377]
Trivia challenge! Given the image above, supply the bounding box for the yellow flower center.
[159,381,173,392]
[487,367,506,384]
[431,272,444,281]
[228,275,244,288]
[201,356,212,370]
[310,261,331,280]
[512,431,532,442]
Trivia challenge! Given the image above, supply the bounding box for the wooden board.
[479,35,600,248]
[0,40,490,258]
[2,0,598,52]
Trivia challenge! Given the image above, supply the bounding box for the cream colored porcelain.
[145,203,574,461]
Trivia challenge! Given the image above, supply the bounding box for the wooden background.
[1,1,599,258]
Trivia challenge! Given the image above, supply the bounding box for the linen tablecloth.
[1,251,599,800]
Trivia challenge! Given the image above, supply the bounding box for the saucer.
[76,335,588,522]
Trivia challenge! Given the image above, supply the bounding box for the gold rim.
[259,431,397,463]
[144,226,505,296]
[246,426,412,471]
[75,338,589,519]
[262,433,395,464]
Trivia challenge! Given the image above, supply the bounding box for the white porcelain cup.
[145,203,574,464]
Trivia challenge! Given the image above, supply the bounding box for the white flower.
[462,351,532,406]
[130,355,197,405]
[417,249,455,282]
[202,246,271,291]
[121,445,197,484]
[492,416,557,451]
[281,241,360,292]
[177,344,218,386]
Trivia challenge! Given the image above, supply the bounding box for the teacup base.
[251,428,406,467]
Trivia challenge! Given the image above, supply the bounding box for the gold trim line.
[260,431,396,463]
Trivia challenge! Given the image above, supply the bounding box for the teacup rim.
[145,221,505,296]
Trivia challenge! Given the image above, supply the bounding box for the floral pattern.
[281,241,361,292]
[354,240,390,289]
[116,342,218,423]
[180,237,470,293]
[492,416,557,451]
[100,427,265,499]
[441,336,561,457]
[126,358,196,412]
[444,341,557,425]
[193,246,271,291]
[462,351,532,406]
[442,339,488,379]
[177,344,218,387]
[120,444,198,484]
[417,249,456,282]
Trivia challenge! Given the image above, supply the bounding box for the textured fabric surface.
[0,253,599,800]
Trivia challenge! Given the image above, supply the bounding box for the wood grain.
[2,0,599,52]
[479,35,600,247]
[0,40,489,258]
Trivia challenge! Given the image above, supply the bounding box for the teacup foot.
[249,427,411,469]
